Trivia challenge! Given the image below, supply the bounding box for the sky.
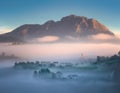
[0,0,120,34]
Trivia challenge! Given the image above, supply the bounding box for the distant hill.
[0,15,114,42]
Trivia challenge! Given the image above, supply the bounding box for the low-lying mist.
[0,42,120,93]
[0,43,120,60]
[0,65,120,93]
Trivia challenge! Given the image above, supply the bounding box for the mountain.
[0,15,114,42]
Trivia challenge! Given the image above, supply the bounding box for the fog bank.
[0,43,120,59]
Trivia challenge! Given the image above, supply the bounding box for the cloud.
[88,33,120,44]
[90,34,114,40]
[65,33,120,44]
[65,34,115,41]
[114,32,120,39]
[36,36,59,43]
[0,26,12,34]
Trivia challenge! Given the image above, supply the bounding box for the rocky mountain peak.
[0,15,115,42]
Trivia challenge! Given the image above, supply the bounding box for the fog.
[0,43,120,93]
[0,65,120,93]
[0,43,120,60]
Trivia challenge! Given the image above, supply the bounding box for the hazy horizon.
[0,43,119,61]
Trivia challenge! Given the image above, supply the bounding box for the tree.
[110,55,118,60]
[118,51,120,56]
[97,56,100,62]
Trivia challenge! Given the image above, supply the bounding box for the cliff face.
[0,15,114,42]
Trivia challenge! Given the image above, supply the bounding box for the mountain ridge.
[0,15,114,42]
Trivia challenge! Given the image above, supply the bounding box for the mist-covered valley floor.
[0,43,120,93]
[0,60,120,93]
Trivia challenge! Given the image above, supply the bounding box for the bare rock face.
[0,15,114,42]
